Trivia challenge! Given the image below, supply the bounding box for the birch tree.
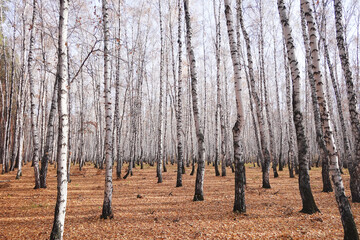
[100,0,114,219]
[277,0,319,214]
[157,0,164,184]
[224,0,246,213]
[176,0,184,187]
[300,6,332,192]
[28,0,41,189]
[183,0,206,201]
[50,0,69,238]
[334,0,360,204]
[237,0,271,188]
[302,0,358,237]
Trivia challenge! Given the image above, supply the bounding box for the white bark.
[334,0,360,205]
[50,0,69,239]
[28,0,41,189]
[157,0,164,183]
[301,0,358,237]
[176,0,184,187]
[101,0,114,219]
[278,0,319,214]
[183,0,206,201]
[224,0,245,213]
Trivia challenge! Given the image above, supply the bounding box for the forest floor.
[0,162,359,239]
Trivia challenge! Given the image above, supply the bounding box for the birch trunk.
[100,0,114,219]
[273,35,282,174]
[334,0,360,205]
[224,0,246,213]
[28,0,41,189]
[184,0,206,201]
[176,0,183,187]
[50,0,69,238]
[282,40,295,178]
[278,0,319,214]
[300,6,332,192]
[157,0,164,183]
[213,0,221,177]
[237,0,270,188]
[303,0,358,237]
[115,0,122,179]
[40,81,58,188]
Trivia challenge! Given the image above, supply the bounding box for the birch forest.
[0,0,360,239]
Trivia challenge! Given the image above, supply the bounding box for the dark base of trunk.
[123,169,132,179]
[221,171,226,177]
[193,194,204,201]
[299,172,320,214]
[50,222,62,240]
[214,165,220,176]
[176,181,182,187]
[234,161,246,213]
[190,165,195,176]
[230,164,235,173]
[349,168,360,203]
[100,203,113,219]
[321,157,333,192]
[182,164,185,174]
[262,170,271,188]
[338,194,359,240]
[15,170,22,179]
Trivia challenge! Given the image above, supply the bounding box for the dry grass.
[0,162,359,239]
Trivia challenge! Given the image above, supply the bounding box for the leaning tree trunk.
[334,0,360,205]
[28,0,41,189]
[303,0,360,238]
[237,0,270,188]
[184,0,206,201]
[224,0,246,213]
[50,0,69,239]
[300,6,332,193]
[278,0,319,214]
[100,0,114,220]
[175,0,183,187]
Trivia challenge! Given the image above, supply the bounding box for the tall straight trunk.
[259,0,275,182]
[300,6,332,193]
[184,0,206,201]
[115,0,122,179]
[224,0,246,213]
[282,39,295,178]
[278,0,319,214]
[50,0,69,239]
[175,0,183,187]
[273,35,282,174]
[16,10,27,179]
[28,0,41,189]
[213,0,221,177]
[101,0,114,219]
[40,81,58,188]
[157,0,164,183]
[237,0,270,188]
[334,0,360,205]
